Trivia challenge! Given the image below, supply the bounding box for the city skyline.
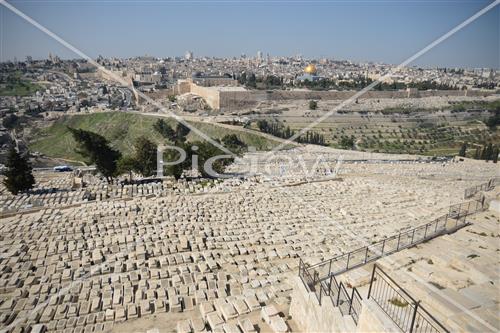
[1,0,498,68]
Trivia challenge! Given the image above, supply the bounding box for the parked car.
[53,165,73,172]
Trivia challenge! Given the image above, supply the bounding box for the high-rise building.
[257,51,263,60]
[185,51,194,61]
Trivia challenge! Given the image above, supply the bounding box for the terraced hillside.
[247,100,500,156]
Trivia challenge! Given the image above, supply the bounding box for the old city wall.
[176,82,495,111]
[189,84,221,110]
[218,89,493,110]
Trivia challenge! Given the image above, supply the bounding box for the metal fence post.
[409,301,420,333]
[349,288,355,315]
[346,252,351,270]
[411,229,416,244]
[319,283,322,305]
[424,224,428,239]
[381,239,386,256]
[328,259,332,276]
[336,282,342,306]
[367,265,376,299]
[365,246,370,263]
[328,275,333,296]
[396,233,401,250]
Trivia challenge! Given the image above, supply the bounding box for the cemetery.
[0,146,498,333]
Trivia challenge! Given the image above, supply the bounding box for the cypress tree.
[3,146,35,195]
[458,142,467,157]
[484,143,493,161]
[68,127,121,183]
[474,146,481,160]
[480,145,487,160]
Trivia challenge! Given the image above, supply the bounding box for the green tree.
[117,156,138,182]
[195,141,234,178]
[160,141,234,180]
[162,142,192,179]
[309,100,318,110]
[485,111,499,130]
[484,143,493,162]
[133,137,157,177]
[238,72,247,85]
[339,136,355,149]
[153,119,191,143]
[175,123,191,142]
[153,119,176,140]
[458,142,467,157]
[68,127,121,183]
[493,146,499,164]
[222,134,247,153]
[480,144,488,160]
[474,146,482,160]
[2,114,20,129]
[3,146,35,195]
[246,73,257,88]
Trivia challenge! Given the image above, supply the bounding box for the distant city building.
[185,51,194,61]
[257,51,263,60]
[190,72,238,87]
[48,52,60,64]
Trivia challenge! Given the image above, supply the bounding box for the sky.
[0,0,499,68]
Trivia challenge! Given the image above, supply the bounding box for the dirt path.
[136,111,301,148]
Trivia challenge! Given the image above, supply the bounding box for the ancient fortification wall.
[190,84,221,110]
[174,81,495,111]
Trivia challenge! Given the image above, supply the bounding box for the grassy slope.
[0,82,43,96]
[29,112,279,161]
[0,71,44,96]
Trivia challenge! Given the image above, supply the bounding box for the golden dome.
[304,64,317,74]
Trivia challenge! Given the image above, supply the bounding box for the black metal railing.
[297,180,497,328]
[302,201,478,288]
[464,177,499,199]
[367,264,449,333]
[303,264,363,325]
[447,200,483,219]
[349,287,363,324]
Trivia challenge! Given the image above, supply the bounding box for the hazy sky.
[1,0,499,68]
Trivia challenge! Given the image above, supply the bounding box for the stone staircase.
[296,179,498,332]
[374,207,500,332]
